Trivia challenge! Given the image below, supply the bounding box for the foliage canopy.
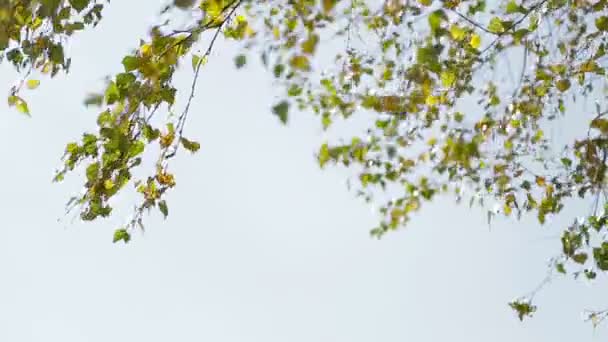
[4,0,608,324]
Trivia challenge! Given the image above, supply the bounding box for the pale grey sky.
[0,1,607,341]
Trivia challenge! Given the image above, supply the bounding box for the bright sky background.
[1,1,607,341]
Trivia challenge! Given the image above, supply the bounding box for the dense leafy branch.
[4,0,608,325]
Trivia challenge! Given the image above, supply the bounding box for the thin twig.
[480,0,550,57]
[451,9,493,34]
[511,44,528,99]
[165,0,243,159]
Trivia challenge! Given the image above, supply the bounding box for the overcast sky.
[1,1,607,341]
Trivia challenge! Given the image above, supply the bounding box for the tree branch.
[451,10,493,34]
[165,0,243,159]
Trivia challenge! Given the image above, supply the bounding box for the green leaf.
[488,17,505,34]
[105,81,119,104]
[512,29,529,44]
[66,142,79,154]
[289,55,311,71]
[116,72,135,89]
[191,54,207,71]
[192,55,200,71]
[319,143,330,167]
[506,0,526,14]
[174,0,196,9]
[84,94,103,106]
[69,0,89,11]
[272,100,289,124]
[234,54,247,69]
[596,16,608,31]
[128,140,145,157]
[160,87,176,105]
[143,125,160,142]
[593,242,608,270]
[273,64,285,78]
[8,95,30,116]
[49,45,65,65]
[112,228,131,243]
[416,46,441,73]
[121,56,140,72]
[287,84,303,96]
[509,301,536,321]
[572,253,588,264]
[428,10,445,34]
[86,162,100,182]
[159,200,169,219]
[180,137,200,152]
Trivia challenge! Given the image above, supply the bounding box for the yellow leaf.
[31,17,43,30]
[289,55,311,71]
[440,71,456,87]
[104,179,115,190]
[406,199,420,212]
[26,79,40,89]
[301,34,319,54]
[201,0,224,25]
[556,79,571,92]
[449,25,466,41]
[535,176,546,187]
[580,61,598,73]
[41,62,52,74]
[470,34,481,49]
[322,0,337,13]
[140,44,151,56]
[380,95,404,112]
[16,100,30,115]
[8,95,30,116]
